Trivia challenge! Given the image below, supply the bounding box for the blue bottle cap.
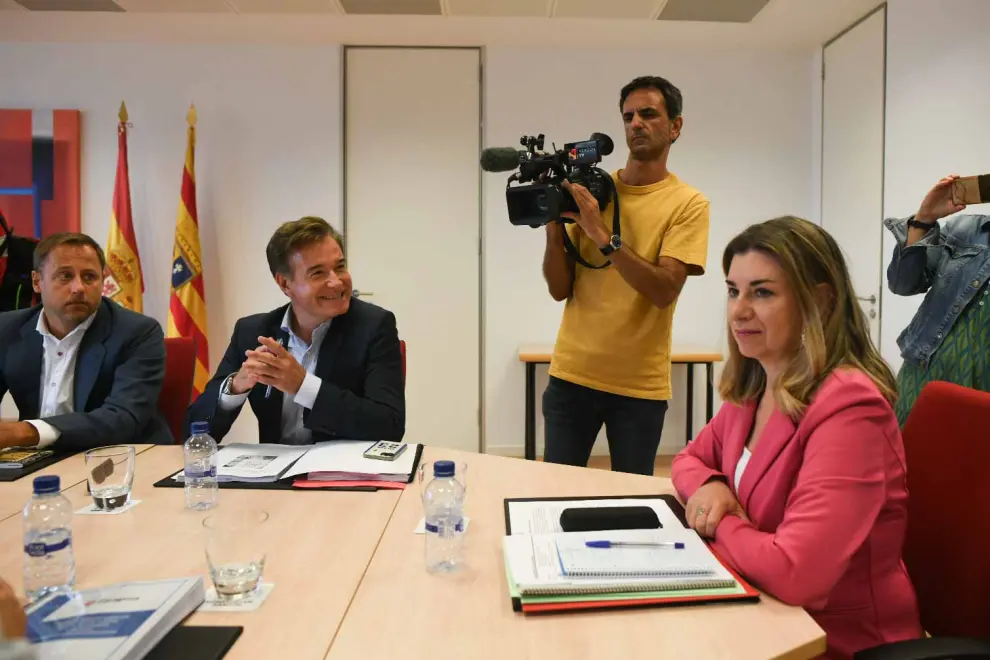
[190,421,210,435]
[33,475,60,494]
[433,460,455,478]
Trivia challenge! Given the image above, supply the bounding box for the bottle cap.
[190,421,210,435]
[433,460,455,478]
[33,475,60,494]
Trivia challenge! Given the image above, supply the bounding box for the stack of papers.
[282,441,419,483]
[171,441,420,485]
[26,577,205,660]
[500,497,757,614]
[173,444,310,483]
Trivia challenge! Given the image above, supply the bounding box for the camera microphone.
[590,132,614,156]
[480,147,526,173]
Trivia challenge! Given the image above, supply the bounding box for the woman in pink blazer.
[672,217,922,659]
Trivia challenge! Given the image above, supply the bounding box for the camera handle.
[560,175,619,270]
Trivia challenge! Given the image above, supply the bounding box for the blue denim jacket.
[885,214,990,367]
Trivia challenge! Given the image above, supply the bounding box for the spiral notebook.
[555,529,720,579]
[504,528,737,597]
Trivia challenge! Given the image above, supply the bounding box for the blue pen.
[585,540,685,549]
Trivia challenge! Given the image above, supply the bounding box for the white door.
[821,7,886,345]
[344,47,481,452]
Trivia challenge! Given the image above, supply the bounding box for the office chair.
[855,381,990,659]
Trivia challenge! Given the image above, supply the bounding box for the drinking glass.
[203,509,270,600]
[84,445,136,510]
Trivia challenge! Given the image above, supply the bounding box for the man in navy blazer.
[187,217,404,444]
[0,233,171,451]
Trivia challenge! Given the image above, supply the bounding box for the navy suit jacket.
[187,298,405,444]
[0,298,172,450]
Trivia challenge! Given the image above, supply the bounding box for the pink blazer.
[672,369,922,659]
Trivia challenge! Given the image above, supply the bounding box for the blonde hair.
[719,216,897,418]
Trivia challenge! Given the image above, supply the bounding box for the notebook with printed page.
[554,528,729,580]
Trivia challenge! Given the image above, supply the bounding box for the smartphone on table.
[363,441,408,461]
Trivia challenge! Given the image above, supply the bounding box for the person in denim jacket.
[885,174,990,425]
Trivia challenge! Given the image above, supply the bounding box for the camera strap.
[560,177,620,270]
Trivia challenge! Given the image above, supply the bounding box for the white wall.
[0,37,815,454]
[881,0,990,371]
[483,48,814,455]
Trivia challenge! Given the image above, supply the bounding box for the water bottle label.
[186,466,217,479]
[24,537,70,557]
[424,518,464,534]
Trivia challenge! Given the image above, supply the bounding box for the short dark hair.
[265,216,343,277]
[33,232,106,272]
[619,76,683,119]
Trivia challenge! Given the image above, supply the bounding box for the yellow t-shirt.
[548,170,710,400]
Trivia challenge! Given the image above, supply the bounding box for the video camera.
[480,133,616,228]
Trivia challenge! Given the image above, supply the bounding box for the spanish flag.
[103,102,143,312]
[167,105,209,398]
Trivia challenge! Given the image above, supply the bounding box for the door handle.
[857,294,877,305]
[352,290,374,298]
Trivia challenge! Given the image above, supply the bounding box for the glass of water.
[84,445,136,511]
[203,509,269,600]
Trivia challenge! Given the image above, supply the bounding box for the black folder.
[146,625,243,660]
[0,452,71,482]
[503,493,688,534]
[152,443,423,492]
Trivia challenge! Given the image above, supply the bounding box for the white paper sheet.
[75,500,141,515]
[175,443,310,483]
[281,440,418,480]
[505,498,685,535]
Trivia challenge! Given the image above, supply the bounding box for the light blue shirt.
[218,307,331,445]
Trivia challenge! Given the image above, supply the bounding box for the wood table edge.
[518,348,724,364]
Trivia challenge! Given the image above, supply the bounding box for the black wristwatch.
[600,234,622,256]
[907,217,937,231]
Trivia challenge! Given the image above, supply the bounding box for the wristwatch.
[600,234,622,256]
[907,217,937,231]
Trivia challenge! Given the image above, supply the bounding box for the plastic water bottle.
[422,460,466,573]
[23,475,76,602]
[185,421,218,510]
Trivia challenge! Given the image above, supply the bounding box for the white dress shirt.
[218,307,330,445]
[27,311,98,449]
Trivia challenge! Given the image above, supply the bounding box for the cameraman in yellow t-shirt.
[542,76,710,475]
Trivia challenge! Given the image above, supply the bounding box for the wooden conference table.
[0,444,155,523]
[0,445,825,660]
[518,344,725,458]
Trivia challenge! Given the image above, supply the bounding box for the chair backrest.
[901,380,990,638]
[158,337,197,444]
[399,339,406,386]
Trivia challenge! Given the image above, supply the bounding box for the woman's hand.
[916,174,966,223]
[685,479,748,538]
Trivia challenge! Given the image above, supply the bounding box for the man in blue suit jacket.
[187,217,405,444]
[0,233,171,451]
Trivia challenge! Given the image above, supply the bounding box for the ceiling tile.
[13,0,122,10]
[553,0,660,20]
[228,0,341,12]
[445,0,547,17]
[657,0,770,22]
[340,0,440,15]
[114,0,233,11]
